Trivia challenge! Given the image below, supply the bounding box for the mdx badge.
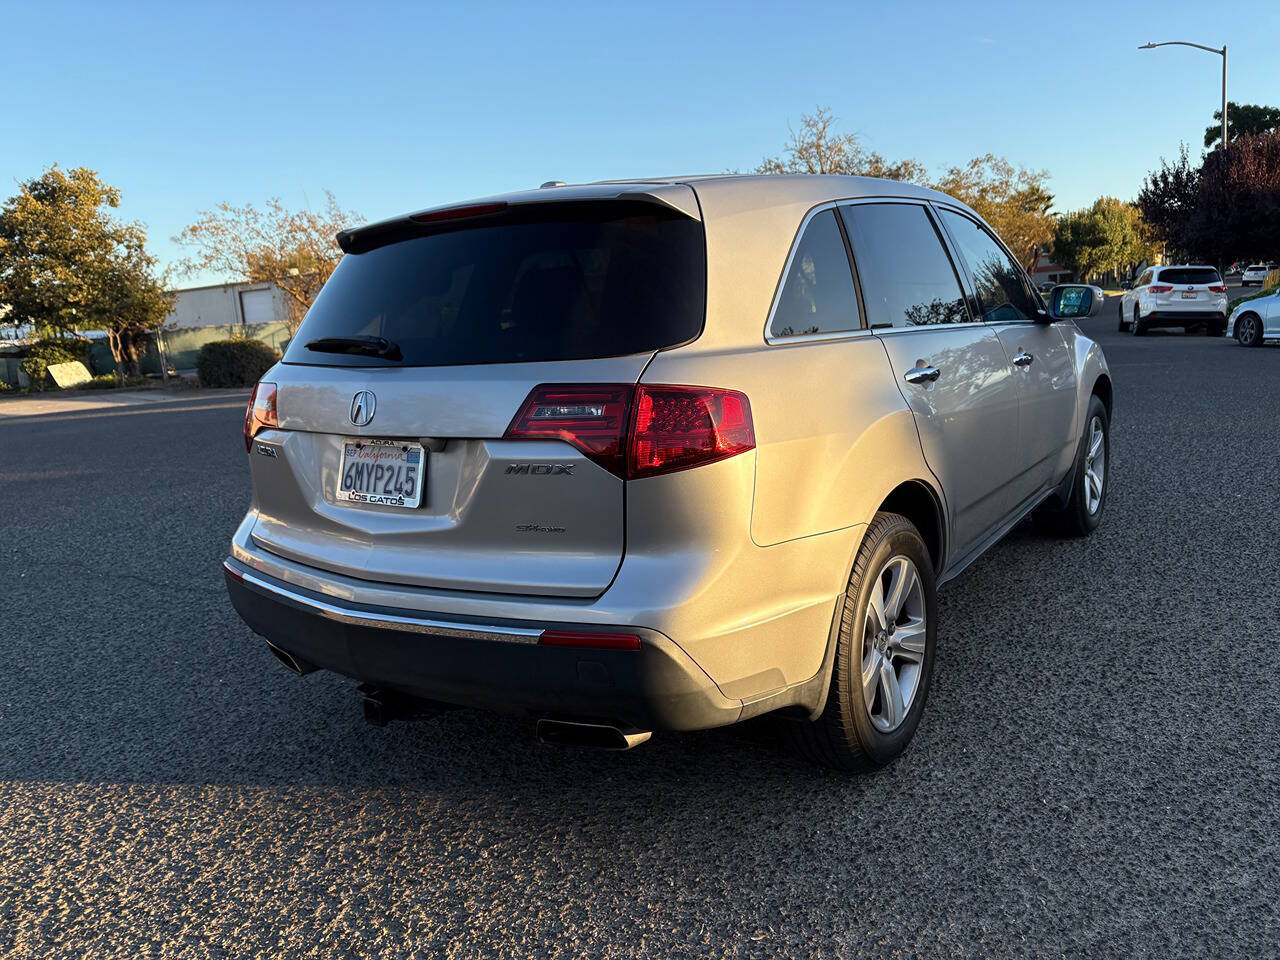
[506,463,575,475]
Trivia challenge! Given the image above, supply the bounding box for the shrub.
[19,338,90,390]
[196,339,280,387]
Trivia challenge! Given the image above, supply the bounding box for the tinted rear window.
[285,202,705,367]
[1157,268,1220,285]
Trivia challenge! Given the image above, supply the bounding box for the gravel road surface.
[2,310,1277,958]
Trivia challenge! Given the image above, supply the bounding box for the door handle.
[903,365,941,384]
[1012,352,1034,366]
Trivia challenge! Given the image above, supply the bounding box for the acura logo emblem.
[350,390,376,427]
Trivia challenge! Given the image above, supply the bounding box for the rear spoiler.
[336,183,701,255]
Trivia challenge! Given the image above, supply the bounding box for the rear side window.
[938,209,1039,323]
[285,202,705,367]
[840,203,969,328]
[768,209,861,339]
[1156,267,1220,285]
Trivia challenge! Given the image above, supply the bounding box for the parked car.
[1241,264,1270,287]
[1227,288,1280,347]
[1118,265,1228,335]
[223,174,1113,771]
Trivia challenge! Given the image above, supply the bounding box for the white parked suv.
[1119,265,1228,336]
[1241,264,1271,287]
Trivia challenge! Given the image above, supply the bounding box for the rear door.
[249,199,706,598]
[935,207,1078,502]
[841,201,1021,560]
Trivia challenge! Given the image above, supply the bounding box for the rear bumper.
[1141,309,1225,326]
[224,559,742,731]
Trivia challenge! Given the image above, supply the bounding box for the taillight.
[504,384,632,476]
[538,630,641,651]
[1149,284,1173,294]
[1208,284,1226,293]
[629,384,754,479]
[244,381,278,452]
[505,383,755,479]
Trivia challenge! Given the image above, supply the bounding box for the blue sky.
[5,0,1278,285]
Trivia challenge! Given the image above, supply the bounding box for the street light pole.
[1138,40,1228,148]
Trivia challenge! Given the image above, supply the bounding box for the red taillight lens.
[538,630,641,651]
[244,382,278,452]
[1208,284,1226,293]
[506,383,756,479]
[504,384,632,476]
[628,385,754,479]
[1149,284,1173,294]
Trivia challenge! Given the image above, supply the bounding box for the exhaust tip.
[265,642,316,676]
[537,719,652,751]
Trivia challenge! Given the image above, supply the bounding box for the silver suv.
[224,175,1113,770]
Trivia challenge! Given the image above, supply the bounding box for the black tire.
[1237,312,1264,348]
[1117,298,1128,332]
[1040,394,1109,538]
[1132,306,1147,336]
[789,512,937,772]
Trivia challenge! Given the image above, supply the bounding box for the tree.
[0,166,170,381]
[757,106,928,184]
[934,154,1055,271]
[174,193,363,336]
[1136,144,1201,259]
[1052,198,1156,283]
[1204,102,1280,149]
[1189,132,1280,264]
[1138,134,1280,265]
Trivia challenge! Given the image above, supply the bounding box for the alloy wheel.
[1239,315,1258,344]
[861,556,927,733]
[1084,415,1106,515]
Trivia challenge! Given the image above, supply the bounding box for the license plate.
[1181,291,1198,299]
[337,438,425,509]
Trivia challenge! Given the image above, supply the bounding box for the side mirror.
[1047,284,1101,321]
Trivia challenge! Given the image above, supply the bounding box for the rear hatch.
[1151,267,1224,310]
[249,197,706,598]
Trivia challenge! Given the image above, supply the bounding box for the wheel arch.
[1091,373,1113,422]
[878,479,945,575]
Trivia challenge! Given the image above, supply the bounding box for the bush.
[196,339,280,387]
[78,373,151,390]
[19,338,90,390]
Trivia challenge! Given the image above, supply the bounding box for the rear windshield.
[1156,267,1220,285]
[284,202,706,367]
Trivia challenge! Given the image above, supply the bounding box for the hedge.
[196,339,280,388]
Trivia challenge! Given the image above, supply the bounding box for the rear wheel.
[1132,306,1147,336]
[1237,313,1263,347]
[790,512,937,771]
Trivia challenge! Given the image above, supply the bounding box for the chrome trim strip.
[224,560,544,644]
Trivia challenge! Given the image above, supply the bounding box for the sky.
[5,0,1279,286]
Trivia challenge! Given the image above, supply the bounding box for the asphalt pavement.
[2,309,1277,958]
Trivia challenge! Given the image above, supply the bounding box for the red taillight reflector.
[1208,285,1226,293]
[244,381,278,452]
[410,201,507,224]
[629,384,754,479]
[504,384,632,476]
[539,630,641,651]
[1149,284,1173,293]
[506,383,755,479]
